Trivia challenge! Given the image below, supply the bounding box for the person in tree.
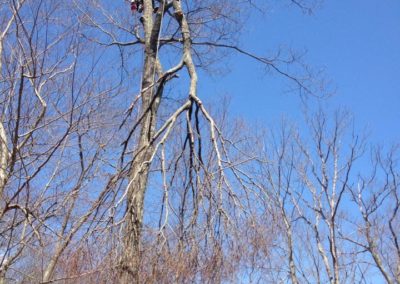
[129,0,158,13]
[129,0,142,13]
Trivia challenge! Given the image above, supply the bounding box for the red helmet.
[131,2,137,11]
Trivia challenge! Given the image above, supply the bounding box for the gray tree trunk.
[120,1,164,282]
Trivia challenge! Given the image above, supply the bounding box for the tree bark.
[283,215,299,284]
[120,0,164,282]
[0,121,7,199]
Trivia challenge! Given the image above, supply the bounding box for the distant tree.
[350,147,400,283]
[253,109,400,284]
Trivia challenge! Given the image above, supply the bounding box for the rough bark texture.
[120,0,164,282]
[120,0,201,281]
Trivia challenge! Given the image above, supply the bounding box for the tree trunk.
[0,121,7,199]
[0,37,9,201]
[283,216,299,284]
[120,0,164,282]
[0,273,6,284]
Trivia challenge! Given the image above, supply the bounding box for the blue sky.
[196,4,400,282]
[201,0,400,145]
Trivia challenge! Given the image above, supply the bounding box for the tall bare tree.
[74,0,321,282]
[1,0,340,282]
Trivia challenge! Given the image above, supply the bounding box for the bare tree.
[254,110,371,284]
[0,0,123,282]
[260,121,301,284]
[349,147,400,284]
[293,110,364,284]
[1,0,331,282]
[72,0,322,282]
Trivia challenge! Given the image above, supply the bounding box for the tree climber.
[129,0,158,13]
[129,0,142,13]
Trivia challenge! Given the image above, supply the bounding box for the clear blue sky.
[201,0,400,144]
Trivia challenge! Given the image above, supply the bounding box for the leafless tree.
[349,147,400,283]
[292,110,363,284]
[0,0,124,282]
[1,0,338,283]
[254,110,369,283]
[72,0,322,282]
